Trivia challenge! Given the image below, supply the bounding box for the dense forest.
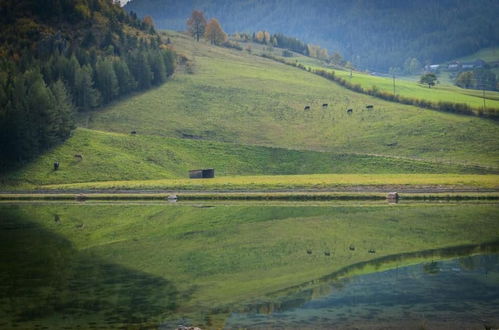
[0,0,175,166]
[125,0,499,71]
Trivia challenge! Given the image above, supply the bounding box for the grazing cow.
[322,103,328,108]
[366,105,374,109]
[306,249,312,255]
[304,106,310,110]
[368,249,376,254]
[324,251,331,256]
[347,108,353,114]
[349,244,355,251]
[74,154,83,161]
[131,130,137,135]
[53,161,59,171]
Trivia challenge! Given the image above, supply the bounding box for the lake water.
[0,201,498,329]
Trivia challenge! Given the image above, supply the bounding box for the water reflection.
[0,207,178,329]
[0,202,498,329]
[227,253,499,329]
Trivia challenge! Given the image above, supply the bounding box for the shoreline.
[1,190,498,201]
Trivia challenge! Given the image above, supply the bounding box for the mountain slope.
[2,128,490,188]
[2,31,499,188]
[83,31,499,168]
[0,0,174,165]
[125,0,499,71]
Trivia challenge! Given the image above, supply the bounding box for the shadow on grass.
[0,207,179,328]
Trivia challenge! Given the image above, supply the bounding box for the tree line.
[260,53,499,119]
[0,0,175,166]
[126,0,499,72]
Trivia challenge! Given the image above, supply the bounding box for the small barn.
[189,168,215,179]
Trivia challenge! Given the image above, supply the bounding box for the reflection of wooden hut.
[387,192,399,202]
[189,168,215,179]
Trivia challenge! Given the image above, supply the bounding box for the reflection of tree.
[0,210,178,327]
[423,261,440,275]
[458,256,475,271]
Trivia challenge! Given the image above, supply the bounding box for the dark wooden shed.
[189,168,215,179]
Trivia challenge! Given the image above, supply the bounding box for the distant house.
[448,62,460,70]
[425,64,440,72]
[462,62,474,70]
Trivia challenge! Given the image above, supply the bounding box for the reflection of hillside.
[0,209,178,328]
[238,240,499,314]
[2,203,499,329]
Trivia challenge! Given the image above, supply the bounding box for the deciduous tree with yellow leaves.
[204,18,227,45]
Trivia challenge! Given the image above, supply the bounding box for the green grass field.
[453,47,499,63]
[4,128,494,189]
[2,31,499,190]
[260,42,499,109]
[81,32,499,167]
[40,173,499,191]
[2,203,498,328]
[333,69,499,109]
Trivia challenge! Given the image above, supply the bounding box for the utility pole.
[393,75,396,95]
[483,86,486,110]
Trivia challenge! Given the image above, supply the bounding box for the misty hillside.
[125,0,499,71]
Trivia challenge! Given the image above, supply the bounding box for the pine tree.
[95,58,119,103]
[113,60,137,95]
[50,79,75,139]
[148,51,166,85]
[74,64,100,110]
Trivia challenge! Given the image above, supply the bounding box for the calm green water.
[0,202,498,329]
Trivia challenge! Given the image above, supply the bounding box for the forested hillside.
[125,0,499,71]
[0,0,174,166]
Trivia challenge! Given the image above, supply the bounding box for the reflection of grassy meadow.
[2,202,498,328]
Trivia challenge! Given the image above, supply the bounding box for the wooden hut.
[189,168,215,179]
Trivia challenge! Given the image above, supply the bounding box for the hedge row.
[260,53,499,119]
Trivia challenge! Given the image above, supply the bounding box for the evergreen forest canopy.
[125,0,499,72]
[0,0,175,165]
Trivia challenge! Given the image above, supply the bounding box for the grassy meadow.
[453,47,499,63]
[2,31,499,190]
[256,43,499,110]
[40,173,499,191]
[80,32,499,169]
[4,128,494,189]
[1,202,498,328]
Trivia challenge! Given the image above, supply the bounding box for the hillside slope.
[2,31,499,188]
[83,31,499,168]
[3,128,489,189]
[125,0,499,71]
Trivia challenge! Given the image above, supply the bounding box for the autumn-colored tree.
[187,10,207,42]
[263,31,271,44]
[204,19,227,45]
[255,31,265,43]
